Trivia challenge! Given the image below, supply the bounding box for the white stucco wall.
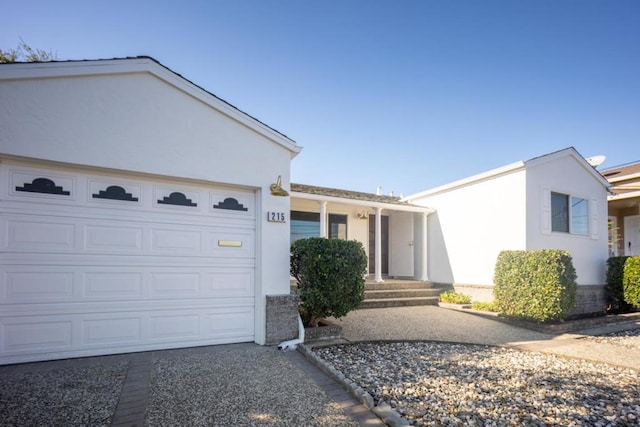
[0,59,299,344]
[525,154,609,285]
[410,168,528,286]
[407,149,609,290]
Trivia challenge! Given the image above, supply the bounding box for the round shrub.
[290,237,367,327]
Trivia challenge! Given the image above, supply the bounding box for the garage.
[0,57,301,365]
[0,161,257,364]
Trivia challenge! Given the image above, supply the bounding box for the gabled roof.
[524,147,610,186]
[291,183,433,213]
[403,147,610,201]
[0,56,302,157]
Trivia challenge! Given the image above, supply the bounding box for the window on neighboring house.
[291,211,320,243]
[329,214,347,239]
[551,192,589,235]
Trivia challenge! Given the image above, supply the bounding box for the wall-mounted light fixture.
[270,175,289,196]
[356,211,368,219]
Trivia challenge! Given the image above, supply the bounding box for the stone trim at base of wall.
[437,283,607,316]
[569,284,607,316]
[265,294,300,345]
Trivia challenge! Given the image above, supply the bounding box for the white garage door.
[0,162,256,365]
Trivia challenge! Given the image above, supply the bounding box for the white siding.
[411,169,528,286]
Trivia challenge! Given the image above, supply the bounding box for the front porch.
[362,277,441,309]
[290,183,435,283]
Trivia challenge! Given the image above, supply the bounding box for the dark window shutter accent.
[93,185,138,201]
[158,192,197,206]
[213,197,248,211]
[16,178,70,195]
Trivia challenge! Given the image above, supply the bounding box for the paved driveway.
[0,343,377,427]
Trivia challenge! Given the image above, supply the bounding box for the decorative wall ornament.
[213,197,248,211]
[16,177,70,195]
[93,185,138,201]
[158,192,197,206]
[269,175,289,196]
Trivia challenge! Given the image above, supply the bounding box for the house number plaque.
[267,212,287,223]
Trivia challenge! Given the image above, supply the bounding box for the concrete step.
[360,297,440,309]
[365,281,434,291]
[364,289,441,299]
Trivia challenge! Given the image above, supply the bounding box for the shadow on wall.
[428,212,454,285]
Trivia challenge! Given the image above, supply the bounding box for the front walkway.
[329,305,640,370]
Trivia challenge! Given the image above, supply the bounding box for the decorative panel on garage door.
[0,162,256,365]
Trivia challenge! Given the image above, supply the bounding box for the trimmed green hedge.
[493,249,577,323]
[605,256,632,312]
[290,237,367,327]
[623,256,640,307]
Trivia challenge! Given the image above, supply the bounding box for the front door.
[369,215,389,275]
[624,215,640,256]
[390,212,414,277]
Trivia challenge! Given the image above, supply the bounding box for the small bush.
[493,249,577,323]
[290,237,367,327]
[605,256,633,313]
[623,256,640,308]
[471,301,498,312]
[439,291,471,304]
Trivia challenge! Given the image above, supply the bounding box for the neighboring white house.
[403,147,610,307]
[0,57,301,365]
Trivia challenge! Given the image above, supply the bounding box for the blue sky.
[3,1,639,196]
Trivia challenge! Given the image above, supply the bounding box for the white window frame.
[549,191,591,236]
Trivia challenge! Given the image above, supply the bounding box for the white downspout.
[277,314,305,351]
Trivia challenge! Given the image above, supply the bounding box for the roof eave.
[524,147,610,189]
[402,161,526,201]
[291,191,435,213]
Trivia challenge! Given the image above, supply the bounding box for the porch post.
[319,201,328,238]
[374,207,384,283]
[419,211,429,281]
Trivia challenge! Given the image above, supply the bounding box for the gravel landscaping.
[0,361,127,427]
[313,330,640,426]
